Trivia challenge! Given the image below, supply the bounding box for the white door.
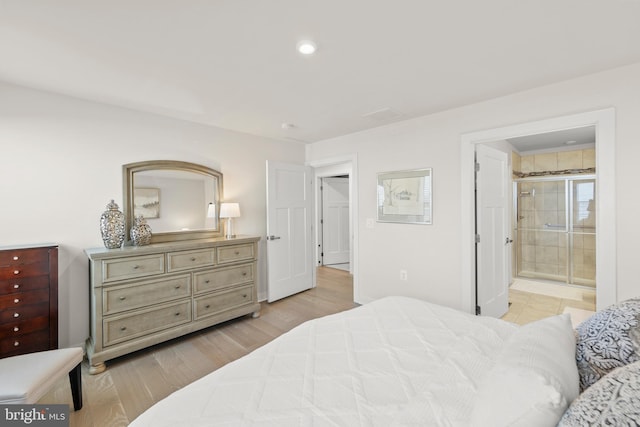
[476,145,510,318]
[266,161,314,302]
[321,177,350,266]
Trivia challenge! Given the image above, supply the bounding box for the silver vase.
[131,215,152,246]
[100,200,125,249]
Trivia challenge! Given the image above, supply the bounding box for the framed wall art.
[377,168,432,224]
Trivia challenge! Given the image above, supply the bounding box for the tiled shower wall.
[512,149,596,287]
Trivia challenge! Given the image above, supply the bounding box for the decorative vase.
[100,199,125,249]
[130,215,152,246]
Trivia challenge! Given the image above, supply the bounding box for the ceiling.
[2,1,640,144]
[507,126,596,154]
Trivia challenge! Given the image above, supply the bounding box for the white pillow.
[470,314,579,427]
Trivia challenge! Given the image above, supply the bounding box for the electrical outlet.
[400,270,408,281]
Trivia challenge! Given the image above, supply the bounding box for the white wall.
[0,82,305,348]
[306,62,640,309]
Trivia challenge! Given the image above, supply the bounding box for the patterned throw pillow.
[557,360,640,426]
[575,298,640,391]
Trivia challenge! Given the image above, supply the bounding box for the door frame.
[461,108,616,314]
[309,154,359,302]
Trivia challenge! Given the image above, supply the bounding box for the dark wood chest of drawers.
[0,244,58,358]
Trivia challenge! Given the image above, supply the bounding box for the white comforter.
[130,296,517,426]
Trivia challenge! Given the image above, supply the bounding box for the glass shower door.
[569,179,596,287]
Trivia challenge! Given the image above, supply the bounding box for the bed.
[130,296,639,427]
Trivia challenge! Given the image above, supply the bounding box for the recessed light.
[296,40,317,55]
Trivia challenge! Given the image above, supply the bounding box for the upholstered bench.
[0,348,84,410]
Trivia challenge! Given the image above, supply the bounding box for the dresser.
[85,236,260,374]
[0,244,58,358]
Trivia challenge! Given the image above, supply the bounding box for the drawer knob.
[243,294,247,298]
[190,257,196,262]
[205,304,210,309]
[13,284,20,289]
[175,285,181,289]
[235,251,240,255]
[14,298,19,304]
[13,256,19,261]
[133,265,140,270]
[14,341,19,347]
[119,296,126,301]
[175,312,181,316]
[120,326,127,331]
[13,326,19,332]
[242,272,247,276]
[13,313,19,318]
[13,270,20,275]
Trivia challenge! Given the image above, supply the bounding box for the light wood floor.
[39,269,593,425]
[40,267,356,427]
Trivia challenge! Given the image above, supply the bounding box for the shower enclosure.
[514,175,596,287]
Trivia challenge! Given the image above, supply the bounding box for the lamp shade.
[219,202,240,218]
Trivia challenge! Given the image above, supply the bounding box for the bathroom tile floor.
[502,282,596,326]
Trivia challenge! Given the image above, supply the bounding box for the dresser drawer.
[217,244,254,264]
[103,300,192,346]
[0,301,49,325]
[167,249,215,272]
[0,262,50,280]
[102,254,165,283]
[0,248,49,267]
[0,288,49,308]
[0,315,49,338]
[0,330,50,356]
[194,285,254,320]
[194,264,254,294]
[103,275,191,315]
[0,275,49,294]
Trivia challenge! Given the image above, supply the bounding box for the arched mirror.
[123,160,223,243]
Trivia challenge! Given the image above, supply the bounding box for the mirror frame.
[123,160,224,244]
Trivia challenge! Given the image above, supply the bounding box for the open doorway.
[461,109,616,316]
[319,176,350,272]
[477,127,598,323]
[309,154,359,302]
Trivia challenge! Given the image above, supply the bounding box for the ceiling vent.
[361,107,403,122]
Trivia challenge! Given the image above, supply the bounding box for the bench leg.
[68,363,83,410]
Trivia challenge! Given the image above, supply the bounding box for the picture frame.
[377,168,432,224]
[133,187,160,219]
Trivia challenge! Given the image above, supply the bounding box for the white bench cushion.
[0,348,83,404]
